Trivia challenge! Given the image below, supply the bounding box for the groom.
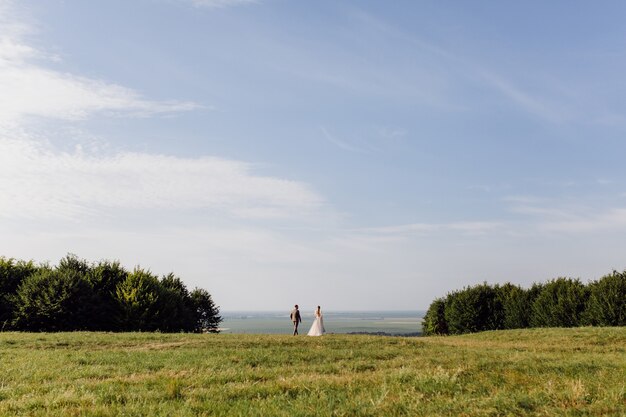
[290,304,302,335]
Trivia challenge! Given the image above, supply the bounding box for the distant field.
[0,328,624,416]
[221,311,424,335]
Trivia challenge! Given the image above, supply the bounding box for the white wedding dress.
[307,312,325,336]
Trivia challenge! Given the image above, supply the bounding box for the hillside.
[0,328,624,416]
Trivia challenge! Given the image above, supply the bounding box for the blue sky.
[1,0,626,310]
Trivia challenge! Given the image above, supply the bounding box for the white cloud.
[0,2,312,222]
[358,221,502,236]
[0,3,198,128]
[506,196,626,234]
[0,137,323,220]
[538,208,626,234]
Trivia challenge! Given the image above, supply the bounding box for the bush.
[531,278,589,328]
[85,260,128,330]
[157,273,196,332]
[584,271,626,326]
[0,258,37,330]
[190,288,222,333]
[12,268,95,331]
[497,283,531,329]
[422,298,448,335]
[444,283,502,334]
[1,255,221,333]
[115,268,162,331]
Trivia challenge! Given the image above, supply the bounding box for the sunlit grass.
[0,328,624,416]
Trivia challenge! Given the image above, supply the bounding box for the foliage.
[424,273,624,335]
[497,282,531,329]
[12,268,95,331]
[116,268,164,331]
[531,278,589,327]
[584,270,626,326]
[190,288,222,333]
[444,282,502,334]
[157,273,196,332]
[85,260,128,331]
[0,257,37,330]
[0,255,220,333]
[422,297,448,335]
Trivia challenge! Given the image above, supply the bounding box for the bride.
[307,306,325,336]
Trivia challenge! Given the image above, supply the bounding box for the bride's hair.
[317,306,321,310]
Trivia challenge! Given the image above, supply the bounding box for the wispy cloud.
[0,3,198,128]
[478,71,570,124]
[0,137,323,220]
[320,126,376,154]
[357,221,502,236]
[350,8,622,127]
[505,195,626,234]
[540,208,626,234]
[0,2,319,222]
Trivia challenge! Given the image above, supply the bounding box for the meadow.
[0,328,624,416]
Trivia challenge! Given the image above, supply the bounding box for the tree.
[444,283,502,334]
[12,268,94,331]
[0,257,37,330]
[497,283,531,329]
[584,271,626,326]
[190,288,222,333]
[85,260,128,330]
[531,278,589,327]
[157,273,196,332]
[115,268,162,331]
[422,297,448,335]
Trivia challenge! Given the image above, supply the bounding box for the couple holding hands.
[290,305,325,336]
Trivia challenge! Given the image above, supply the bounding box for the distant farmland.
[220,310,424,335]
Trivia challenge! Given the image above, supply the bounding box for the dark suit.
[290,308,302,335]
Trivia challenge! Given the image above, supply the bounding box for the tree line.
[422,271,625,336]
[0,255,221,333]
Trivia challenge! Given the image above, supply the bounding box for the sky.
[1,0,626,311]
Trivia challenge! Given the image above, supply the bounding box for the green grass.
[0,328,624,416]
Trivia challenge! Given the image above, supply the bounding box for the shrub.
[2,255,221,333]
[584,271,626,326]
[157,274,196,332]
[115,268,162,331]
[497,283,531,329]
[422,298,448,335]
[190,288,222,333]
[85,260,128,330]
[12,268,95,331]
[531,278,589,328]
[444,283,502,334]
[0,258,37,330]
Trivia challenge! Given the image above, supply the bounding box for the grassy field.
[0,328,624,416]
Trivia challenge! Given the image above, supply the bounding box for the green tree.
[531,278,588,327]
[497,283,531,329]
[0,257,37,330]
[12,268,94,331]
[422,297,448,335]
[85,260,128,330]
[57,254,91,275]
[157,273,196,332]
[115,268,162,331]
[584,271,626,326]
[444,283,502,334]
[190,288,222,333]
